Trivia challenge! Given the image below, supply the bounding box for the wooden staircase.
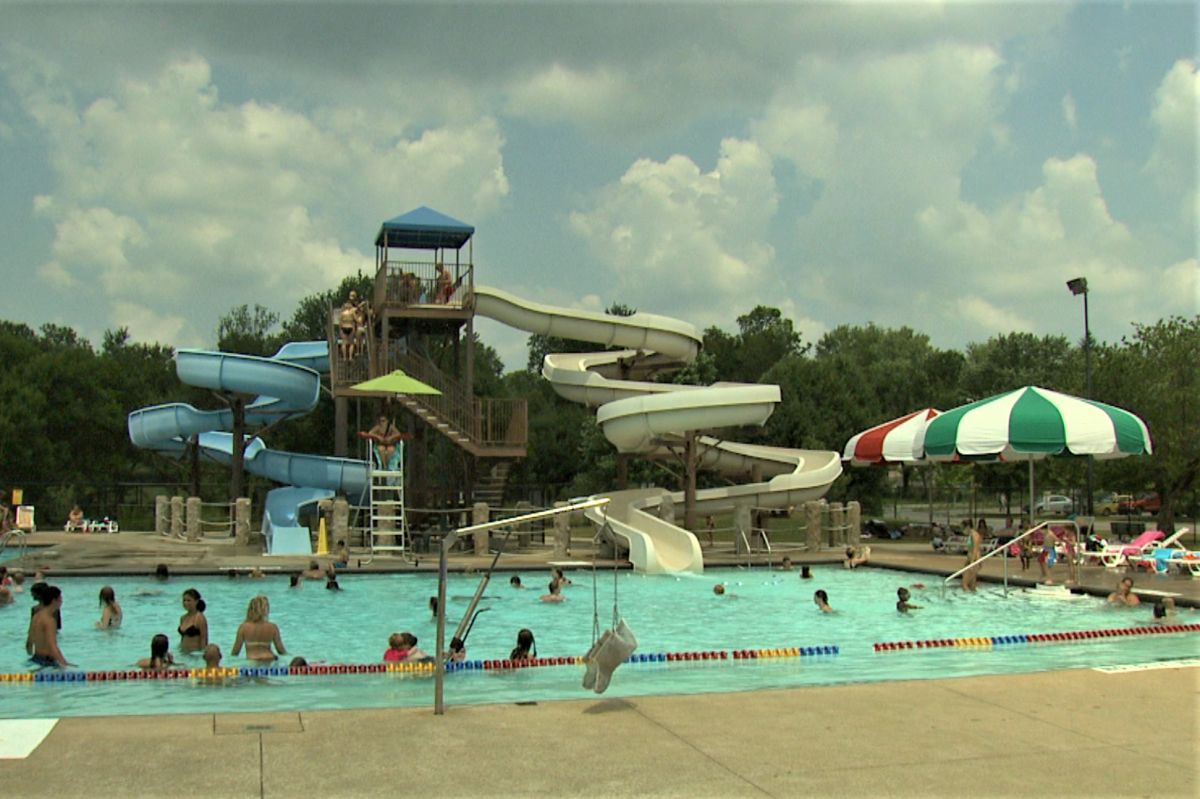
[327,323,526,460]
[473,460,513,506]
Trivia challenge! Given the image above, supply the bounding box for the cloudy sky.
[1,2,1195,370]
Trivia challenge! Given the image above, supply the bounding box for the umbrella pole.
[1028,460,1035,527]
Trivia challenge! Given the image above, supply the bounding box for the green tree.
[281,273,373,342]
[1093,316,1199,530]
[704,306,808,384]
[217,304,283,356]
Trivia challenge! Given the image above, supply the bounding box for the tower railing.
[385,348,527,449]
[374,260,473,309]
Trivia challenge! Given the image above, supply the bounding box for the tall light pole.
[1067,277,1093,516]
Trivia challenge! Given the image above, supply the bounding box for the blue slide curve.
[127,342,369,555]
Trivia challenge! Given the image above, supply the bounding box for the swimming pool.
[1,567,1194,718]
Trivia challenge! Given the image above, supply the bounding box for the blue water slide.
[127,342,369,555]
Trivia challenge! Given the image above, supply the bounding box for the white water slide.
[474,286,842,574]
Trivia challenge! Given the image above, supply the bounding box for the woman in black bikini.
[178,588,209,654]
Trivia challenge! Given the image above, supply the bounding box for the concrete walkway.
[1,666,1195,797]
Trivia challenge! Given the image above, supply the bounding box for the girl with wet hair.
[96,586,122,629]
[138,634,174,671]
[510,628,536,660]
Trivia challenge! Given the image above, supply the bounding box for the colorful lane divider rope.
[1,644,839,684]
[873,623,1200,652]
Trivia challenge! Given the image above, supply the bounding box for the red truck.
[1118,493,1161,515]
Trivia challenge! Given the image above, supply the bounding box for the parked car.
[1094,493,1132,515]
[1119,493,1161,515]
[1029,494,1073,516]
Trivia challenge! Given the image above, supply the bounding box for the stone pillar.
[170,496,184,539]
[829,502,845,547]
[332,498,350,548]
[734,502,753,555]
[472,502,489,556]
[553,501,570,557]
[185,496,202,542]
[514,501,533,548]
[155,495,169,536]
[804,500,822,552]
[234,497,251,546]
[658,492,675,525]
[847,501,862,547]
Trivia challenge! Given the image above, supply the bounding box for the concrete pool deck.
[2,529,1197,797]
[1,666,1195,797]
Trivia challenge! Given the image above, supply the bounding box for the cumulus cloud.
[7,52,509,344]
[1144,59,1197,225]
[568,137,778,328]
[745,45,1010,326]
[1062,94,1077,131]
[915,153,1188,333]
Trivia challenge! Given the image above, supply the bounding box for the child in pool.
[896,587,922,613]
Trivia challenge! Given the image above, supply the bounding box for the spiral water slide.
[127,342,369,555]
[474,286,842,574]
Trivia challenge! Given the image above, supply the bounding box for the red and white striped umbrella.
[843,408,941,465]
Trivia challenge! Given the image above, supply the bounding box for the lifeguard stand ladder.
[368,441,409,558]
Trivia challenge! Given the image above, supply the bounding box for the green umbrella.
[351,370,442,396]
[923,386,1151,516]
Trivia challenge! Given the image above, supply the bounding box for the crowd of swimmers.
[9,550,1187,672]
[12,562,578,672]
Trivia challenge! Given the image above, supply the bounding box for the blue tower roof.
[375,206,475,250]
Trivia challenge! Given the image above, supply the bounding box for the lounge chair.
[1128,548,1200,577]
[1127,528,1197,576]
[1080,529,1167,569]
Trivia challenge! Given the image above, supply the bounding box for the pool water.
[1,566,1194,718]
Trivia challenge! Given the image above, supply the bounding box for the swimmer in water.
[896,587,922,613]
[813,589,833,613]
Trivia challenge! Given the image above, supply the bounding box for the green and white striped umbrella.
[924,386,1151,521]
[923,386,1152,461]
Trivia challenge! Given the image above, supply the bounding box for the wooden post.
[847,501,862,547]
[805,500,822,552]
[229,396,246,503]
[170,496,184,539]
[189,434,201,499]
[472,502,489,556]
[185,497,202,542]
[332,497,350,550]
[553,500,570,557]
[334,396,348,458]
[234,497,251,547]
[734,502,752,555]
[683,432,697,532]
[155,495,169,537]
[829,502,845,547]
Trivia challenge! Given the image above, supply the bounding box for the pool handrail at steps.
[0,529,27,560]
[943,519,1084,598]
[433,497,611,715]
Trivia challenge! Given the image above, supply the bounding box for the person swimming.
[813,589,833,613]
[896,587,922,613]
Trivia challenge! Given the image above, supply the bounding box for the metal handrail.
[433,498,609,715]
[943,519,1082,598]
[0,529,27,559]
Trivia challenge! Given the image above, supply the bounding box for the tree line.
[0,276,1194,532]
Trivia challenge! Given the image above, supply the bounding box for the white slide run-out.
[474,286,842,574]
